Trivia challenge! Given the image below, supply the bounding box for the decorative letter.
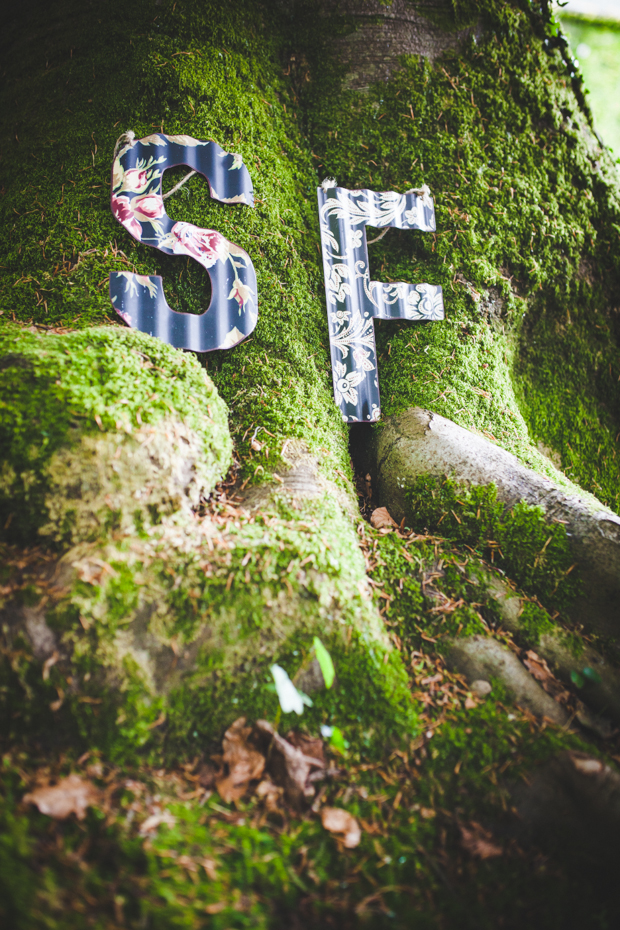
[317,183,444,422]
[109,134,257,352]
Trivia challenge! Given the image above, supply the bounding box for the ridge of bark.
[319,0,480,90]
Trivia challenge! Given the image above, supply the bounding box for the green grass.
[561,14,620,158]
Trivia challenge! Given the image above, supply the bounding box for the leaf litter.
[23,773,100,820]
[321,806,362,848]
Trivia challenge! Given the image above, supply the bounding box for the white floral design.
[346,229,363,249]
[329,312,375,361]
[117,272,158,299]
[333,361,364,406]
[325,263,353,304]
[318,183,444,423]
[320,187,435,236]
[414,283,444,319]
[331,307,351,324]
[404,184,434,225]
[352,346,375,372]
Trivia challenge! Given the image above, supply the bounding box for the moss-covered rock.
[0,485,414,762]
[0,324,232,546]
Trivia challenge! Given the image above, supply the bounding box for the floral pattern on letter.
[317,183,444,423]
[109,134,257,353]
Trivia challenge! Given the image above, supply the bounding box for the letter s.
[109,133,257,352]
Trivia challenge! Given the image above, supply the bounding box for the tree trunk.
[2,0,620,925]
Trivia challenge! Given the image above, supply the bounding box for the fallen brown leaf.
[321,806,362,848]
[23,774,99,821]
[196,761,220,790]
[285,730,326,766]
[255,778,283,812]
[523,650,570,702]
[254,720,326,807]
[139,809,177,836]
[370,507,398,530]
[523,650,552,683]
[459,821,502,859]
[216,717,265,803]
[199,857,218,881]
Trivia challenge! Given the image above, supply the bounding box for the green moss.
[0,487,416,763]
[0,0,415,765]
[405,476,580,614]
[0,698,601,930]
[2,0,620,922]
[301,0,620,511]
[515,600,555,646]
[0,323,232,545]
[0,0,349,497]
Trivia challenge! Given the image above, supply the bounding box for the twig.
[367,227,390,245]
[163,170,197,200]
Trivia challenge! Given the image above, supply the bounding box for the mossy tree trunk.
[2,1,620,926]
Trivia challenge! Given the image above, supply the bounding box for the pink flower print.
[168,223,230,268]
[119,168,150,194]
[111,192,142,240]
[131,193,166,222]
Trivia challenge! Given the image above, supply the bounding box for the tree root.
[476,567,620,728]
[367,407,620,638]
[444,635,569,726]
[509,751,620,896]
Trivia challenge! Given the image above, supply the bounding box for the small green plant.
[570,666,603,688]
[313,636,335,688]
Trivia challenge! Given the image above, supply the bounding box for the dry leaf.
[254,720,325,807]
[523,650,569,702]
[255,778,283,812]
[23,774,99,820]
[459,821,502,859]
[370,507,398,530]
[196,761,219,790]
[285,730,326,766]
[321,806,362,848]
[215,717,265,803]
[419,807,436,820]
[139,809,177,836]
[199,858,218,881]
[523,650,552,683]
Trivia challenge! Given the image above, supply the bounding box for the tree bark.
[321,0,479,90]
[366,406,620,636]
